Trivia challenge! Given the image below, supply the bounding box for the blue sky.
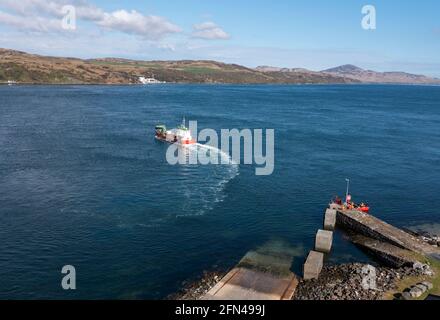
[1,0,440,76]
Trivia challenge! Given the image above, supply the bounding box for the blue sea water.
[0,84,439,299]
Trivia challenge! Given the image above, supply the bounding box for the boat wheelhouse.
[155,119,196,145]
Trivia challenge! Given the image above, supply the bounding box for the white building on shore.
[138,76,165,84]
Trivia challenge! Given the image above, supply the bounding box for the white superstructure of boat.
[155,118,196,145]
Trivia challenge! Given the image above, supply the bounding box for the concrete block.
[409,287,423,298]
[315,230,333,253]
[415,284,427,293]
[401,292,412,300]
[324,209,337,231]
[329,203,341,210]
[420,281,433,290]
[303,251,324,280]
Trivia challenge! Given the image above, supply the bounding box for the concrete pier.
[203,268,298,300]
[315,230,333,253]
[336,209,440,257]
[303,251,324,280]
[203,240,299,300]
[349,235,418,268]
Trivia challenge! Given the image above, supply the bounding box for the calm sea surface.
[0,84,439,299]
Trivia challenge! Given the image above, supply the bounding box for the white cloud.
[0,0,181,39]
[74,1,105,21]
[156,42,176,51]
[0,0,61,16]
[0,9,62,32]
[97,10,181,40]
[192,21,230,40]
[0,0,101,19]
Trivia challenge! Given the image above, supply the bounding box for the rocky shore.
[168,270,225,300]
[169,225,440,301]
[170,261,433,300]
[404,228,440,248]
[294,263,424,300]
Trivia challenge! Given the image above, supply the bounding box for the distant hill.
[1,48,437,85]
[323,64,365,74]
[256,64,440,84]
[322,64,440,84]
[255,66,314,73]
[0,48,355,85]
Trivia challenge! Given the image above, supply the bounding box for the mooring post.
[303,251,324,280]
[324,209,337,231]
[315,229,333,253]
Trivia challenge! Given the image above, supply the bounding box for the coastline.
[170,225,440,301]
[168,263,425,300]
[2,82,440,87]
[2,48,440,87]
[167,270,227,300]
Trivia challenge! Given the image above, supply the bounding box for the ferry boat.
[155,119,196,145]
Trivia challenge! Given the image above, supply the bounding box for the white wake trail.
[175,143,239,218]
[195,143,238,166]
